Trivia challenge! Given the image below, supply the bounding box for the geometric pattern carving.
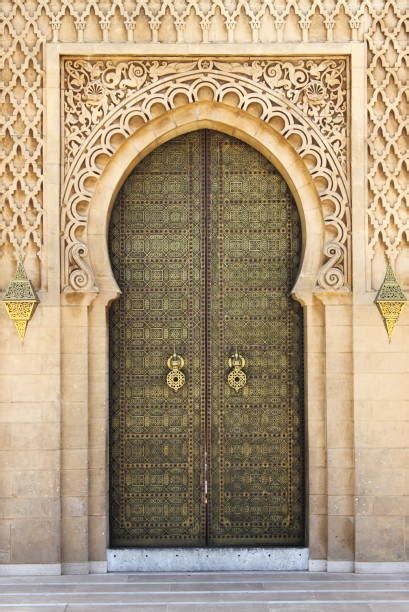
[366,3,408,289]
[62,56,350,292]
[0,1,45,287]
[1,2,407,292]
[375,262,407,341]
[109,130,304,546]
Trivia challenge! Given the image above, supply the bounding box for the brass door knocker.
[227,350,247,392]
[166,352,186,392]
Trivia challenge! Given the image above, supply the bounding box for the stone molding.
[0,561,107,576]
[62,56,350,293]
[355,562,409,574]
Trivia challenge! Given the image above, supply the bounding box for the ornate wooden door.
[109,132,207,547]
[109,130,304,548]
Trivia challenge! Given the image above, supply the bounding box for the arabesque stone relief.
[62,56,350,293]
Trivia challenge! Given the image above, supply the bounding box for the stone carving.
[2,1,369,47]
[62,57,350,292]
[65,58,347,171]
[64,59,347,171]
[0,0,45,288]
[1,1,407,291]
[366,2,408,289]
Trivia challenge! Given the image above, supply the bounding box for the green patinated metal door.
[109,130,304,548]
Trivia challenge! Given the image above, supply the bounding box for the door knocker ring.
[166,352,186,392]
[227,350,247,392]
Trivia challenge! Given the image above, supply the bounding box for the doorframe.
[43,42,366,573]
[89,104,324,565]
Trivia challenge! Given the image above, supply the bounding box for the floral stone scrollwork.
[62,57,350,293]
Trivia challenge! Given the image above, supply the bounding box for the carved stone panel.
[62,56,350,293]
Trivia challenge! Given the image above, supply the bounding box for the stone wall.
[0,0,408,574]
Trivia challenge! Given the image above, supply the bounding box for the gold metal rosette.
[227,350,247,392]
[166,352,186,392]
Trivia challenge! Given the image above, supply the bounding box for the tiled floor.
[0,572,408,611]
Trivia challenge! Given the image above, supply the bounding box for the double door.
[109,130,304,547]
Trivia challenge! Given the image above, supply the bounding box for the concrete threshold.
[107,547,309,572]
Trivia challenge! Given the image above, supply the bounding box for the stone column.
[88,292,117,572]
[60,293,96,574]
[316,293,355,571]
[301,297,327,569]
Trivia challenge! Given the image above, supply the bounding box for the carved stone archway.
[86,101,325,302]
[62,56,350,294]
[58,55,353,571]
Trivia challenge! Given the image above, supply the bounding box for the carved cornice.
[62,56,350,293]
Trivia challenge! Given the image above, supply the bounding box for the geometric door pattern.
[109,130,304,547]
[109,132,206,546]
[206,131,304,545]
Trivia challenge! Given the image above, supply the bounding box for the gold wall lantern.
[375,262,407,341]
[1,261,39,341]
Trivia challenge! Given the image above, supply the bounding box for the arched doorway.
[109,129,304,547]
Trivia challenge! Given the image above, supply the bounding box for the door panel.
[109,132,207,547]
[206,131,304,545]
[109,130,304,548]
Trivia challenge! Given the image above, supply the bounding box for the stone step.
[0,572,407,611]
